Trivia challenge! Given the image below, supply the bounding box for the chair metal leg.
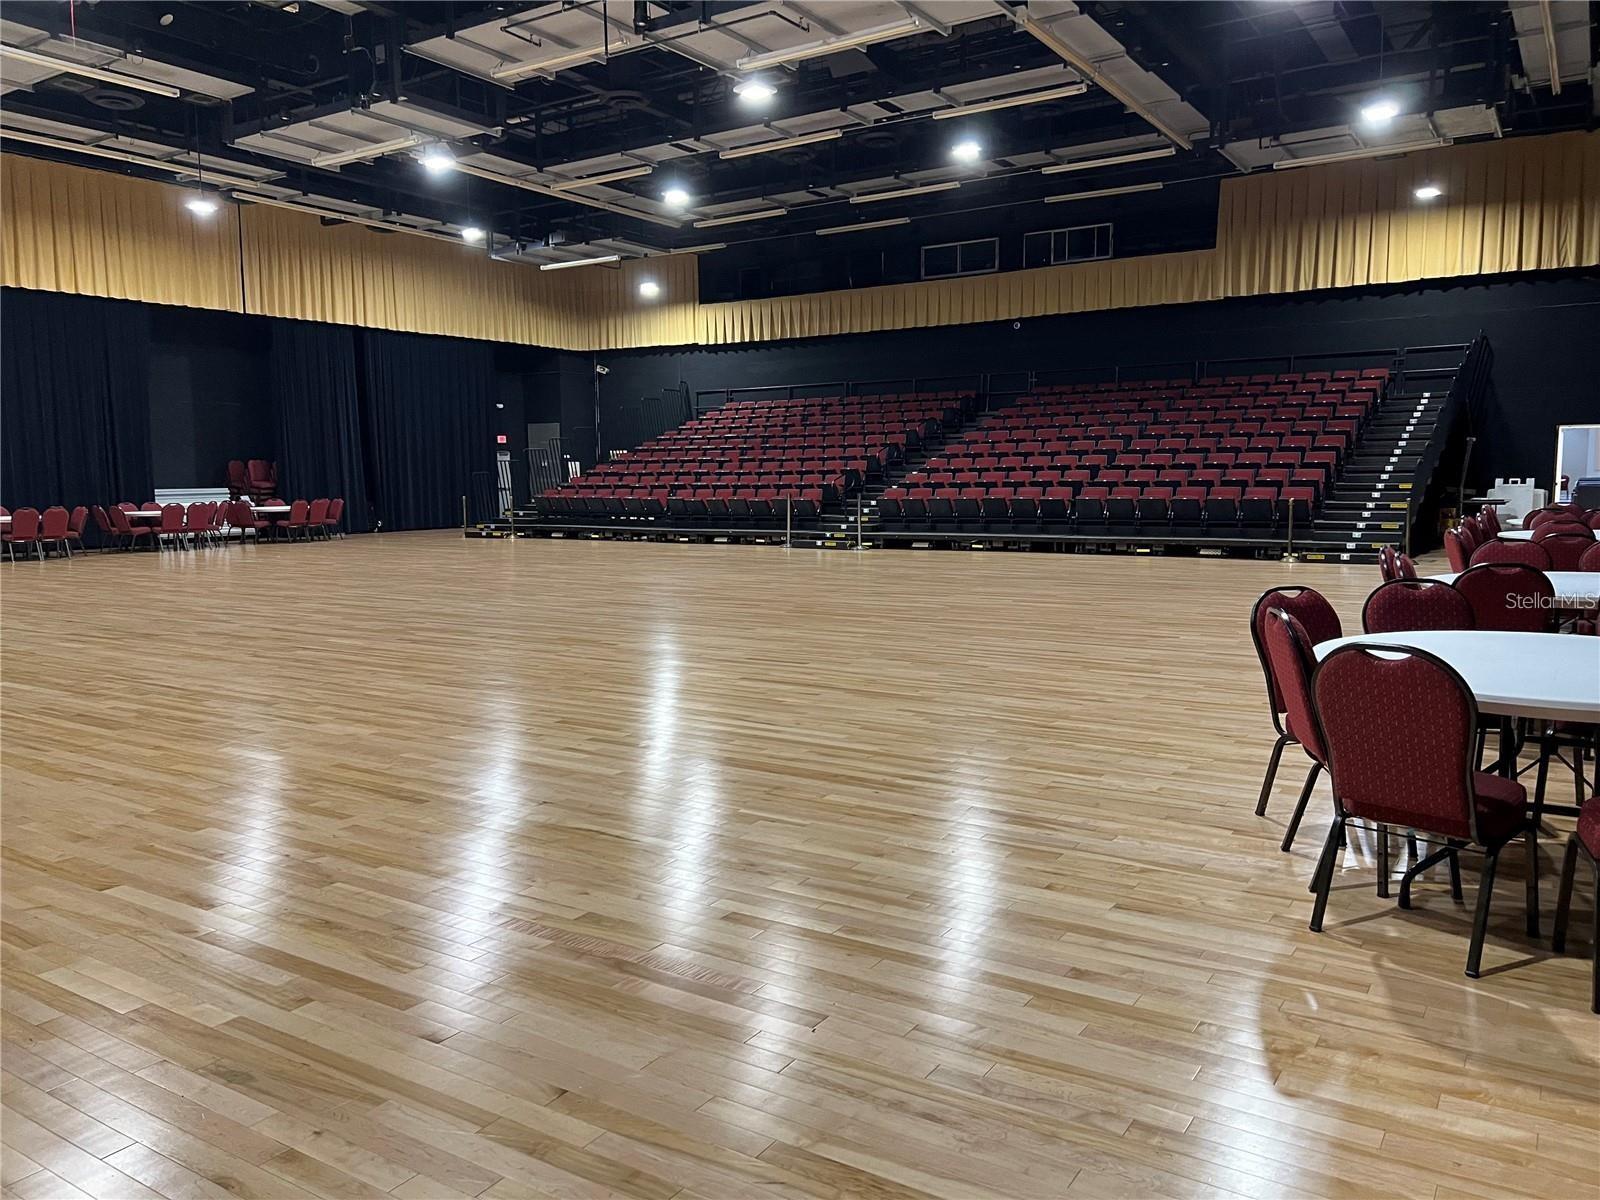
[1256,733,1289,816]
[1465,846,1501,978]
[1552,835,1579,953]
[1377,823,1390,898]
[1525,822,1540,939]
[1309,817,1344,933]
[1399,842,1456,909]
[1447,844,1463,902]
[1280,761,1321,853]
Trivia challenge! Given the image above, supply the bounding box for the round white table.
[1429,571,1600,608]
[252,505,292,515]
[1314,630,1600,723]
[1498,528,1599,542]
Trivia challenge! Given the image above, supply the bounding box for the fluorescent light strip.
[0,129,270,189]
[491,41,631,82]
[931,82,1087,120]
[546,164,654,190]
[0,43,182,98]
[692,207,788,228]
[1270,138,1451,170]
[737,17,922,71]
[717,128,842,160]
[233,192,466,245]
[816,217,910,236]
[849,180,960,205]
[310,132,428,169]
[667,243,726,254]
[1040,145,1177,174]
[1043,181,1164,204]
[537,254,623,271]
[451,160,680,227]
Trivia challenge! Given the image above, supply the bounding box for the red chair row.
[1,506,86,561]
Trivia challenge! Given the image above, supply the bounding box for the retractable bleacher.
[540,390,974,527]
[877,369,1388,539]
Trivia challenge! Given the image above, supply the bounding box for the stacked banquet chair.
[540,391,971,527]
[879,368,1387,536]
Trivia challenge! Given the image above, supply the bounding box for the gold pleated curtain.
[3,130,1596,351]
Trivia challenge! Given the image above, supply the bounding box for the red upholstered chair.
[1377,545,1399,582]
[1470,539,1551,569]
[157,503,188,549]
[1540,535,1595,572]
[226,460,249,499]
[280,499,311,540]
[1451,563,1554,633]
[1258,609,1330,851]
[1590,512,1600,531]
[39,506,71,558]
[108,504,154,550]
[91,505,116,550]
[1553,794,1600,1013]
[185,502,212,546]
[4,508,42,561]
[1480,506,1502,536]
[1533,521,1591,541]
[1444,529,1470,572]
[1395,552,1417,580]
[1250,586,1342,828]
[227,500,267,544]
[65,506,88,555]
[307,498,331,539]
[1309,644,1534,976]
[1363,579,1475,634]
[1581,542,1600,573]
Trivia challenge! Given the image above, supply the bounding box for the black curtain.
[1,289,152,509]
[271,321,372,532]
[360,329,495,531]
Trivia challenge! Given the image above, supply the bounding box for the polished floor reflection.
[2,534,1595,1200]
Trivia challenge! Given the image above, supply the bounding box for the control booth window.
[921,237,1000,280]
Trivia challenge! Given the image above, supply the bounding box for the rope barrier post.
[461,494,468,534]
[855,494,863,551]
[1282,499,1297,563]
[785,497,792,547]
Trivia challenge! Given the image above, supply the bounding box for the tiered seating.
[541,391,973,524]
[879,368,1389,536]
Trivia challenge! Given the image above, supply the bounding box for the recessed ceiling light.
[1413,184,1442,200]
[638,280,661,299]
[662,186,691,209]
[420,145,457,175]
[185,195,219,218]
[733,79,777,104]
[460,226,485,243]
[1359,97,1401,128]
[950,139,983,164]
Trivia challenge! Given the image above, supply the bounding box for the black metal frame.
[1247,588,1329,841]
[1552,827,1600,1015]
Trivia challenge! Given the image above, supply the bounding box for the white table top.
[125,510,163,520]
[1498,528,1599,542]
[1315,630,1600,723]
[0,516,9,526]
[252,505,292,515]
[1429,570,1600,607]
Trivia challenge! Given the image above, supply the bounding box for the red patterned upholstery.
[1313,646,1521,841]
[1539,535,1595,571]
[1362,579,1474,634]
[1580,542,1600,573]
[1576,794,1600,858]
[1377,545,1399,582]
[1533,522,1591,541]
[1261,610,1326,763]
[1251,587,1342,714]
[1444,529,1470,572]
[1469,539,1551,568]
[1451,564,1554,633]
[1479,505,1501,535]
[1395,552,1417,580]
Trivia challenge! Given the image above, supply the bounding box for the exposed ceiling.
[0,1,1594,288]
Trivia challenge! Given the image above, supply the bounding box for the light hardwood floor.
[2,533,1595,1200]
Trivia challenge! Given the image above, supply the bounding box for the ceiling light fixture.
[638,279,661,299]
[692,206,788,228]
[1413,183,1443,200]
[717,128,842,160]
[1270,138,1450,170]
[1040,145,1177,174]
[661,186,691,208]
[232,193,464,245]
[310,133,427,169]
[816,216,911,236]
[459,225,485,243]
[1360,96,1402,128]
[0,128,272,189]
[537,254,623,271]
[490,42,631,82]
[733,79,778,104]
[451,161,680,228]
[849,180,961,205]
[950,139,983,164]
[0,43,183,97]
[667,243,726,254]
[735,17,922,71]
[1043,181,1164,204]
[184,193,219,218]
[419,144,458,175]
[931,81,1088,119]
[546,164,653,190]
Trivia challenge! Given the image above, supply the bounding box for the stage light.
[662,186,691,209]
[185,194,219,217]
[420,145,457,175]
[460,226,485,243]
[1413,184,1442,200]
[950,139,983,164]
[734,79,777,104]
[1360,96,1400,128]
[638,279,661,299]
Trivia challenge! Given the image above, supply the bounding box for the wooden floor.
[2,533,1595,1200]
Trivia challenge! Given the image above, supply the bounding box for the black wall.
[593,271,1600,490]
[148,307,274,489]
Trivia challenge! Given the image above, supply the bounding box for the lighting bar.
[718,128,843,160]
[1043,181,1164,204]
[931,82,1087,120]
[491,41,630,82]
[547,164,654,191]
[849,180,960,205]
[816,217,910,236]
[0,43,182,98]
[537,254,623,271]
[667,243,726,254]
[1270,138,1452,170]
[693,207,788,228]
[1040,145,1177,174]
[736,17,922,71]
[233,193,465,245]
[0,128,273,189]
[310,133,428,169]
[451,160,680,227]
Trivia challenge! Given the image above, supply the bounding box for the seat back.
[1539,534,1594,571]
[1443,529,1470,572]
[1250,586,1342,719]
[1469,539,1550,568]
[1451,563,1554,632]
[1395,552,1417,580]
[8,508,40,538]
[289,499,310,524]
[40,506,69,538]
[1313,645,1482,841]
[1362,579,1475,633]
[68,506,87,534]
[1377,545,1398,582]
[1261,609,1326,763]
[1581,541,1600,572]
[91,505,115,535]
[326,498,344,525]
[308,498,330,526]
[186,502,210,532]
[160,503,186,533]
